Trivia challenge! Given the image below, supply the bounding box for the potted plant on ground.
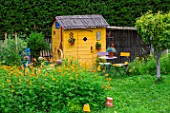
[96,42,101,50]
[106,42,116,57]
[68,37,76,45]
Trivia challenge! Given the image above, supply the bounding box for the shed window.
[53,31,55,35]
[83,37,87,41]
[96,31,101,40]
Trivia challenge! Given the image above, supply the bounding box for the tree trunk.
[156,53,161,79]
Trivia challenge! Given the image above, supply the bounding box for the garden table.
[98,56,117,74]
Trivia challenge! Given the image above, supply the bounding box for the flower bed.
[0,58,110,112]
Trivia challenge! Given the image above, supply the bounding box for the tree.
[135,11,170,79]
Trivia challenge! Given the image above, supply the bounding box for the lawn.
[99,74,170,113]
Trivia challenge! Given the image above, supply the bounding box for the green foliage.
[135,11,170,53]
[0,58,108,112]
[129,53,170,76]
[26,32,49,59]
[0,35,27,66]
[0,0,170,40]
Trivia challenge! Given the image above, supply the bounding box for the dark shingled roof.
[55,15,109,29]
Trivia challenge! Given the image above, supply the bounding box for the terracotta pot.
[108,52,114,57]
[69,42,74,45]
[97,47,101,50]
[105,97,113,107]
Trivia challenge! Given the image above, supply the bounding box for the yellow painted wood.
[120,52,130,57]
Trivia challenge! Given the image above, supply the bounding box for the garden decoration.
[83,104,91,112]
[68,32,76,44]
[56,59,62,66]
[23,56,30,68]
[105,97,113,107]
[96,42,101,50]
[106,42,116,57]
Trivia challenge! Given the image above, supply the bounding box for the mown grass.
[96,74,170,113]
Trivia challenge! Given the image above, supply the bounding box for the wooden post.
[14,32,18,52]
[4,32,7,48]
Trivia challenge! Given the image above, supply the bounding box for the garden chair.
[97,52,112,74]
[112,52,130,76]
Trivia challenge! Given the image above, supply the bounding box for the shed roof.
[55,14,109,29]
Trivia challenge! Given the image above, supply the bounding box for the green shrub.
[0,35,27,66]
[129,53,170,76]
[0,58,108,112]
[26,32,49,60]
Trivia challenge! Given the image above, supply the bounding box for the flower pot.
[83,104,91,112]
[69,42,75,45]
[108,52,114,57]
[97,47,101,50]
[105,97,113,107]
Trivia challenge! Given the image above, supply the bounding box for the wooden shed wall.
[106,29,150,63]
[63,28,106,65]
[52,21,62,61]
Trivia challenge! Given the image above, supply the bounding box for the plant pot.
[108,52,114,57]
[97,47,101,50]
[69,42,75,45]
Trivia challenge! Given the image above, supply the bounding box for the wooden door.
[77,30,93,65]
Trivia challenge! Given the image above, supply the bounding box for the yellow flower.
[44,90,46,92]
[11,85,14,88]
[42,85,44,89]
[105,74,109,77]
[97,66,101,71]
[70,77,73,80]
[52,77,56,81]
[7,79,11,83]
[29,82,32,86]
[12,89,15,92]
[109,77,112,81]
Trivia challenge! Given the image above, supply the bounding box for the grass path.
[96,74,170,113]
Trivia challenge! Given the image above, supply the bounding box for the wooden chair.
[112,52,130,76]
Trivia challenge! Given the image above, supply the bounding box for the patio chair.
[97,52,111,73]
[112,52,130,76]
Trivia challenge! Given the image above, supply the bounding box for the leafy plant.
[68,37,76,44]
[0,58,108,112]
[26,32,49,60]
[96,42,101,50]
[0,34,27,66]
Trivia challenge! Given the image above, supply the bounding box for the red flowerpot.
[97,47,101,50]
[105,97,113,107]
[108,52,114,57]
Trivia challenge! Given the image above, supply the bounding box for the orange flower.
[42,85,44,89]
[105,74,109,77]
[97,66,101,71]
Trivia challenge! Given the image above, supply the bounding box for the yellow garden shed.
[51,14,109,65]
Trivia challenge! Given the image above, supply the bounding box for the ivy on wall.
[0,0,169,40]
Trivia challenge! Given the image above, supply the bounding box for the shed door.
[77,30,93,64]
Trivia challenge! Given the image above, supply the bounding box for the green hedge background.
[0,0,170,39]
